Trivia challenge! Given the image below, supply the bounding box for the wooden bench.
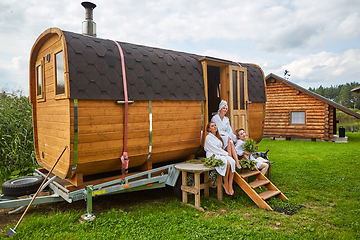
[174,163,223,212]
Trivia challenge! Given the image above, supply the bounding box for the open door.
[229,65,248,134]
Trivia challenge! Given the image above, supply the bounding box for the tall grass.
[0,90,38,184]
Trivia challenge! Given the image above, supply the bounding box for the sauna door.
[229,65,248,134]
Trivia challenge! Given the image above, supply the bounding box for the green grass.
[1,133,360,239]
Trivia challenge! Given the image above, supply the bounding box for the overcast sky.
[1,0,359,95]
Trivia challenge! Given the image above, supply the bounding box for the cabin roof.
[64,30,205,101]
[266,73,360,119]
[240,63,266,102]
[62,30,265,102]
[351,85,360,93]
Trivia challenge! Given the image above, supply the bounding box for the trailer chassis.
[0,164,179,217]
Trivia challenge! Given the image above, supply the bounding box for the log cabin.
[264,73,360,141]
[29,5,266,185]
[351,85,360,93]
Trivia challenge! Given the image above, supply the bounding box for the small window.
[232,70,238,110]
[36,59,44,100]
[239,71,245,110]
[291,111,305,124]
[55,51,65,95]
[36,65,42,96]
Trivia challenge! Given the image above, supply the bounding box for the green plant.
[239,138,257,170]
[203,154,224,168]
[243,138,257,153]
[0,90,38,184]
[239,157,257,170]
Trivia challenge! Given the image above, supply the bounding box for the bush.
[0,90,38,184]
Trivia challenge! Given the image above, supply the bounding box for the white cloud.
[278,49,360,87]
[0,0,359,92]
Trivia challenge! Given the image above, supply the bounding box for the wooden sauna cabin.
[264,73,360,141]
[29,27,267,185]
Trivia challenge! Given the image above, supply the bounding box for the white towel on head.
[217,100,228,114]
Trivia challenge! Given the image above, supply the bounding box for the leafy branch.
[240,138,257,170]
[204,154,224,168]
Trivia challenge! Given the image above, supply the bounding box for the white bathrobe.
[204,132,236,176]
[211,114,237,144]
[235,139,263,168]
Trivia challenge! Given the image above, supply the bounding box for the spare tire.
[2,176,44,197]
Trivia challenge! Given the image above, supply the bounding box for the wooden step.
[259,190,281,200]
[239,170,259,178]
[249,180,270,189]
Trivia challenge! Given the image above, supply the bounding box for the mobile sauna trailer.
[29,27,266,187]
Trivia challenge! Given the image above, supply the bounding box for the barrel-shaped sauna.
[29,28,266,183]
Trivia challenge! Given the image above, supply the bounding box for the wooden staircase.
[233,168,288,210]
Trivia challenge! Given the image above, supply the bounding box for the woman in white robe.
[235,128,269,188]
[204,122,236,195]
[211,100,239,164]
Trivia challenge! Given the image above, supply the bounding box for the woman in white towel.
[211,100,239,164]
[204,122,237,195]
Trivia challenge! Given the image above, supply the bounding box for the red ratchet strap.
[113,40,129,180]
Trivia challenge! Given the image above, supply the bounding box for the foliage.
[0,90,38,185]
[308,81,360,110]
[239,157,257,170]
[203,154,224,168]
[239,138,258,170]
[2,133,360,239]
[243,138,257,153]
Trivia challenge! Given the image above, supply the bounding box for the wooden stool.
[175,163,223,212]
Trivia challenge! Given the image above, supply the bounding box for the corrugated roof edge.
[266,73,360,119]
[351,85,360,93]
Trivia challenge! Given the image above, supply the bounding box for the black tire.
[2,176,44,197]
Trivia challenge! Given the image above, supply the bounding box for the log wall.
[264,80,333,140]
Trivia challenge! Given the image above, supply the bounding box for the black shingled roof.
[63,30,266,102]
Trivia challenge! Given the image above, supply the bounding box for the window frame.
[290,111,306,125]
[53,49,67,100]
[36,58,45,102]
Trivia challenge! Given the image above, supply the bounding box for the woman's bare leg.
[223,161,231,195]
[229,171,234,195]
[226,138,241,169]
[259,163,269,176]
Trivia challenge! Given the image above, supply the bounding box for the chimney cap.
[81,2,96,9]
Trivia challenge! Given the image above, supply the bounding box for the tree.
[308,82,360,110]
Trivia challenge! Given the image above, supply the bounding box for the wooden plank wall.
[32,34,71,179]
[247,102,265,143]
[264,81,332,140]
[69,100,203,177]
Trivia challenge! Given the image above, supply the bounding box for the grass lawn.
[1,133,360,239]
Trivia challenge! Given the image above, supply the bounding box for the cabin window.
[291,111,306,124]
[36,59,44,100]
[55,51,65,95]
[232,70,238,110]
[239,71,245,110]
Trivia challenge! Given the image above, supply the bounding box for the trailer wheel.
[2,176,44,197]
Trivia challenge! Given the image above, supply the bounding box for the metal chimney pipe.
[81,2,97,37]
